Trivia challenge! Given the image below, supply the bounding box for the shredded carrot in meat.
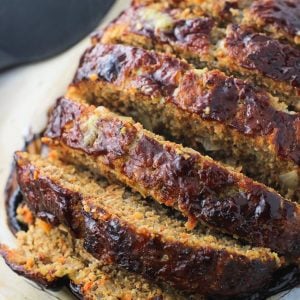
[83,281,93,292]
[36,219,53,233]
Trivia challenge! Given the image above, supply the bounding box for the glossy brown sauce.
[46,98,300,257]
[3,129,300,298]
[5,132,45,233]
[75,44,300,165]
[125,6,215,55]
[14,153,281,296]
[177,71,300,164]
[5,161,300,300]
[250,0,300,37]
[123,134,300,257]
[225,25,300,88]
[84,212,271,296]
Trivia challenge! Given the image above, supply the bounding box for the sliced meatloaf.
[242,0,300,45]
[0,219,188,300]
[132,0,300,45]
[95,3,300,109]
[130,0,249,23]
[66,43,300,202]
[43,97,300,258]
[13,151,282,297]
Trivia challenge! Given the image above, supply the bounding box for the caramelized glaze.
[14,153,280,296]
[45,98,300,257]
[224,25,300,89]
[74,44,300,165]
[250,0,300,38]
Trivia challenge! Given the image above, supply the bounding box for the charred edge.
[5,132,45,234]
[83,211,277,297]
[224,24,300,90]
[131,0,300,43]
[4,192,300,300]
[5,157,300,300]
[123,134,300,258]
[96,5,300,109]
[16,164,84,238]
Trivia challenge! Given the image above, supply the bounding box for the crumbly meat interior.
[19,152,280,262]
[67,42,300,203]
[0,218,188,300]
[43,97,300,259]
[3,0,300,298]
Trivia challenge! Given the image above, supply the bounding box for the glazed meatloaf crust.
[1,219,187,300]
[13,152,282,297]
[96,2,300,109]
[43,97,300,259]
[242,0,300,45]
[131,0,245,22]
[67,43,300,202]
[132,0,300,45]
[3,1,300,298]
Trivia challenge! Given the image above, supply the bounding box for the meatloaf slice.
[14,151,281,297]
[0,219,187,300]
[67,43,300,202]
[43,97,300,259]
[132,0,300,45]
[97,3,218,68]
[216,24,300,111]
[130,0,249,22]
[96,3,300,109]
[242,0,300,45]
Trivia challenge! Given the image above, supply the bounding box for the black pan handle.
[0,0,116,72]
[0,49,18,71]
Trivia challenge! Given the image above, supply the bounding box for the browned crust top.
[249,0,300,38]
[98,3,300,93]
[114,6,214,57]
[224,24,300,89]
[45,98,300,258]
[74,43,300,165]
[133,0,300,41]
[14,152,280,296]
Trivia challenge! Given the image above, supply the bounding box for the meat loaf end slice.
[0,219,187,300]
[14,151,281,297]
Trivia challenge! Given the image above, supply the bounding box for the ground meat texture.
[44,97,300,258]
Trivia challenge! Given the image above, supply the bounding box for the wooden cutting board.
[0,0,299,298]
